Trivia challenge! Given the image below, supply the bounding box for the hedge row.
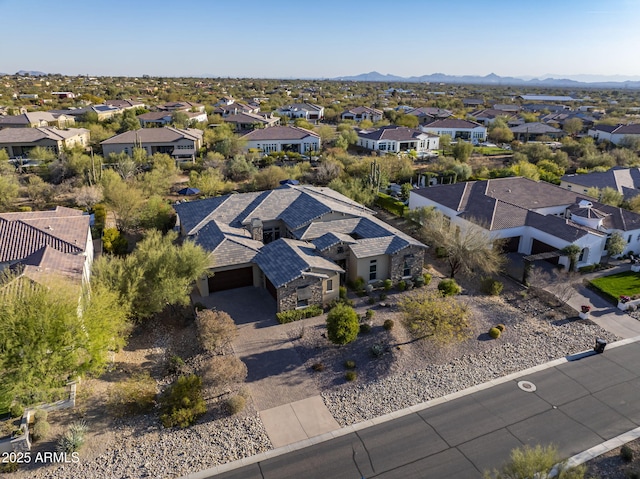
[375,193,407,217]
[276,304,324,324]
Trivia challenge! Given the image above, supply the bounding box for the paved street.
[185,339,640,479]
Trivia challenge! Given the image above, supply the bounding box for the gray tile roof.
[192,221,261,268]
[510,122,562,134]
[254,238,343,288]
[421,118,484,129]
[358,126,436,141]
[349,236,410,259]
[312,232,357,251]
[101,127,202,144]
[561,167,640,200]
[0,127,87,143]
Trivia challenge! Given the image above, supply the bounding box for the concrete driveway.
[194,287,338,446]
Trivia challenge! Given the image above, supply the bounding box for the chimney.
[250,218,263,242]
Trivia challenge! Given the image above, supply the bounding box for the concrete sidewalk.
[185,337,640,479]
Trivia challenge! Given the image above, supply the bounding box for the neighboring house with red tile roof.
[406,107,453,125]
[409,177,640,269]
[420,118,487,143]
[0,206,93,287]
[101,127,203,162]
[0,127,89,158]
[588,124,640,145]
[241,126,320,154]
[356,126,439,155]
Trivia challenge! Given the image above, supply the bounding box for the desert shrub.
[365,283,374,294]
[57,421,88,453]
[621,444,634,462]
[226,395,246,415]
[405,279,414,290]
[31,420,51,442]
[0,460,19,473]
[102,227,129,255]
[485,444,586,479]
[438,278,461,296]
[345,371,357,381]
[367,296,375,305]
[365,309,375,319]
[326,303,359,345]
[379,293,387,301]
[344,360,356,369]
[423,273,432,286]
[202,356,247,390]
[276,304,323,324]
[193,302,207,312]
[107,372,157,416]
[496,323,506,332]
[359,323,372,334]
[398,280,406,291]
[383,319,395,331]
[160,374,207,428]
[311,362,325,372]
[352,277,366,291]
[435,246,448,258]
[480,277,503,296]
[383,279,393,290]
[196,309,238,353]
[167,355,186,375]
[9,403,23,418]
[414,275,425,288]
[489,327,501,339]
[33,409,48,423]
[370,343,385,358]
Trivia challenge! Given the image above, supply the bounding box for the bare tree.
[196,309,238,354]
[74,185,103,211]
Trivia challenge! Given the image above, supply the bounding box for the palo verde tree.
[92,230,209,320]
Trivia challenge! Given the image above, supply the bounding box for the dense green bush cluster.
[375,192,408,217]
[30,409,50,442]
[489,327,501,339]
[326,303,360,345]
[276,304,323,324]
[438,279,461,296]
[480,277,503,296]
[383,319,395,331]
[160,374,206,428]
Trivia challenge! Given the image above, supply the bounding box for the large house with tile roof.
[560,167,640,201]
[0,206,93,288]
[101,127,203,162]
[0,111,75,129]
[174,184,426,312]
[0,127,89,157]
[588,124,640,145]
[356,126,439,155]
[241,126,320,154]
[275,103,324,123]
[340,106,384,123]
[420,119,487,143]
[409,177,640,270]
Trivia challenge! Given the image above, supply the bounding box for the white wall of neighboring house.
[102,137,198,157]
[357,135,439,154]
[244,136,320,153]
[588,128,613,143]
[420,125,487,142]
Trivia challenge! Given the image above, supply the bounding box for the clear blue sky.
[1,0,640,80]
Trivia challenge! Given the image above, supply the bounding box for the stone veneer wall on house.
[389,246,425,282]
[276,275,323,312]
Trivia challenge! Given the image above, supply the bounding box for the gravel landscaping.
[7,274,625,478]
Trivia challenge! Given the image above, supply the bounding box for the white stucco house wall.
[356,126,439,155]
[241,126,321,154]
[420,118,487,143]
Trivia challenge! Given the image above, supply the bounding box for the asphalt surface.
[193,340,640,479]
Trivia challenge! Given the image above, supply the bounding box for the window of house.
[297,285,311,308]
[326,279,334,292]
[369,259,377,281]
[263,226,281,244]
[403,257,411,277]
[337,246,344,253]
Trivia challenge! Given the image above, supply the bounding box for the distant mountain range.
[333,71,640,89]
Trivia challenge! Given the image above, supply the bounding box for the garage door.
[531,239,560,265]
[265,277,277,300]
[209,267,253,292]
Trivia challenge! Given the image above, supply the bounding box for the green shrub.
[31,420,51,442]
[160,374,207,428]
[496,323,506,332]
[365,309,375,319]
[276,304,323,324]
[0,460,19,473]
[370,343,385,358]
[379,293,387,301]
[339,286,348,300]
[438,279,461,296]
[9,403,23,418]
[621,444,633,462]
[480,277,503,296]
[359,323,372,334]
[383,279,393,291]
[102,227,128,255]
[57,421,87,453]
[108,372,157,416]
[398,280,406,291]
[345,371,357,382]
[226,395,246,415]
[326,303,360,345]
[344,360,356,369]
[414,275,425,288]
[375,192,408,217]
[352,277,366,291]
[383,319,395,331]
[367,296,375,305]
[423,273,432,286]
[167,355,186,375]
[489,327,501,339]
[578,264,596,273]
[311,362,325,372]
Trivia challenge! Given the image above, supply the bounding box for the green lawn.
[474,146,512,156]
[589,271,640,303]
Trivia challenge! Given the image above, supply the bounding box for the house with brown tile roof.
[0,206,93,287]
[340,106,384,123]
[0,111,75,129]
[509,122,564,141]
[0,127,89,157]
[241,126,320,154]
[406,107,453,125]
[156,101,205,113]
[222,112,280,132]
[409,177,640,269]
[356,126,439,155]
[101,127,203,162]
